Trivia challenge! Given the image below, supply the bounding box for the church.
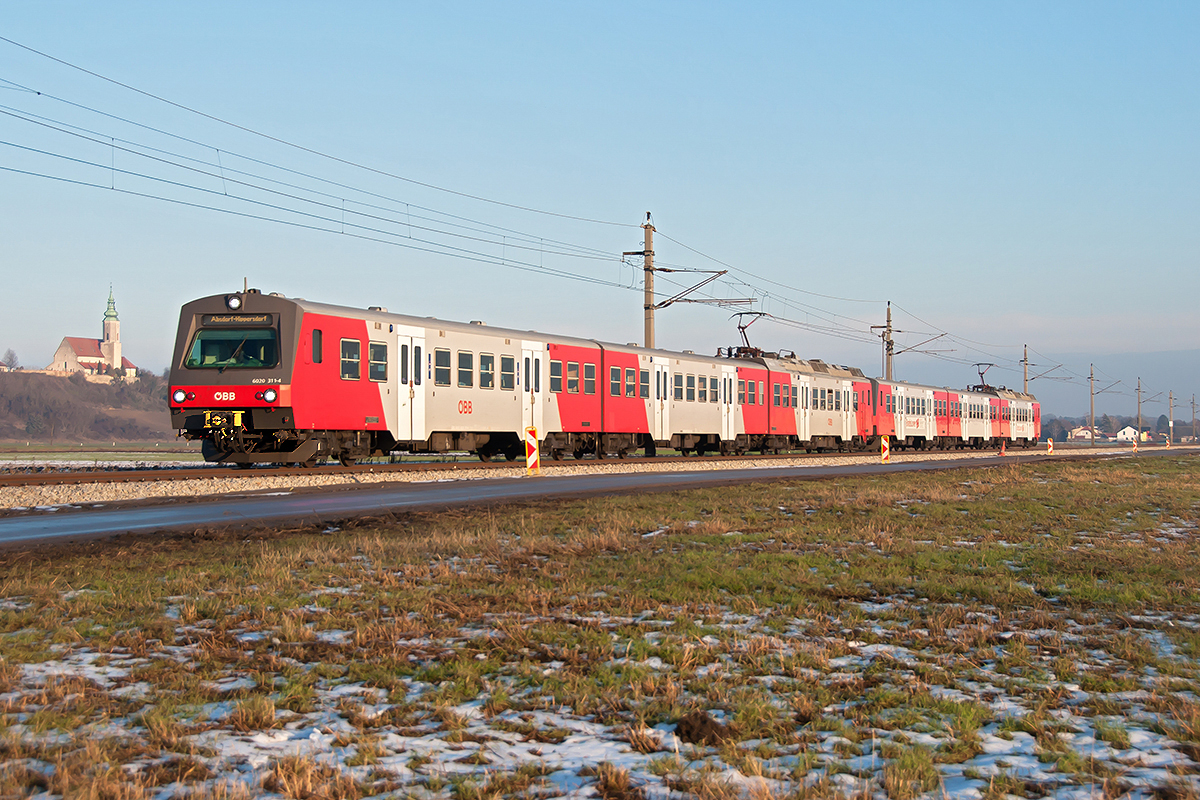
[47,289,139,375]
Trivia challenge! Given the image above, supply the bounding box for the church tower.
[100,287,122,372]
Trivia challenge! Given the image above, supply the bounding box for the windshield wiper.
[218,337,249,374]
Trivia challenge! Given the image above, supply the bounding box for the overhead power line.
[0,34,636,228]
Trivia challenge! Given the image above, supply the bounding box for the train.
[167,289,1041,466]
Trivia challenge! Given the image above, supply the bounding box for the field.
[1,456,1199,799]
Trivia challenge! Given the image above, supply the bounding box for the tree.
[1157,414,1170,433]
[1,349,17,370]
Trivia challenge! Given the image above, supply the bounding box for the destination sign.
[201,314,274,326]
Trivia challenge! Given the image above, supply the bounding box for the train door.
[720,363,736,441]
[521,342,544,436]
[394,326,427,446]
[653,357,671,441]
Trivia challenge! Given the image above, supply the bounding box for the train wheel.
[300,456,318,469]
[339,455,357,467]
[573,448,585,460]
[645,441,657,457]
[551,449,564,461]
[617,449,627,459]
[478,452,492,462]
[234,462,254,470]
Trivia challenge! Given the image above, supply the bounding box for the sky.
[1,2,1197,417]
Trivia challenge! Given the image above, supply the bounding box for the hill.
[0,371,173,442]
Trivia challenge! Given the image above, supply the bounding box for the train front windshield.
[185,328,279,369]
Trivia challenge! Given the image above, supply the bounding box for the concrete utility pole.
[1090,365,1096,448]
[871,303,895,381]
[1137,377,1142,446]
[1169,391,1175,444]
[1023,345,1029,394]
[640,215,655,349]
[1193,394,1196,443]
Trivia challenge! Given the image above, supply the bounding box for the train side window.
[713,378,720,403]
[834,390,841,411]
[313,329,323,363]
[639,369,649,398]
[479,353,495,389]
[340,339,361,380]
[747,381,756,405]
[772,383,780,407]
[434,348,451,386]
[567,362,580,393]
[549,360,562,392]
[626,368,636,397]
[500,355,516,390]
[610,366,622,397]
[698,375,707,403]
[414,346,422,384]
[534,358,540,392]
[368,342,387,382]
[524,358,530,390]
[458,351,474,388]
[853,392,858,411]
[737,380,745,404]
[686,375,695,402]
[401,344,409,385]
[584,363,596,395]
[673,373,684,401]
[791,385,798,408]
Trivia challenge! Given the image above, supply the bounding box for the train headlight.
[172,389,187,404]
[262,388,278,403]
[225,294,243,310]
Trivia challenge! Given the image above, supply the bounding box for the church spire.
[104,285,119,321]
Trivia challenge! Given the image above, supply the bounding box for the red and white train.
[168,290,1040,465]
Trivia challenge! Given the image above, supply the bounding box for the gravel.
[0,446,1141,510]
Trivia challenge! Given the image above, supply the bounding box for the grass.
[0,456,1199,797]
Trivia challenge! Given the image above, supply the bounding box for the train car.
[168,289,1040,464]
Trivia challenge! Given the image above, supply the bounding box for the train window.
[698,376,708,403]
[791,385,798,408]
[748,381,757,405]
[534,359,541,392]
[772,383,780,407]
[414,346,422,385]
[673,373,684,401]
[186,327,280,370]
[834,390,841,411]
[501,356,516,390]
[340,339,361,380]
[737,380,745,404]
[567,362,580,393]
[434,348,451,386]
[524,358,530,390]
[584,363,596,395]
[713,378,720,403]
[479,354,495,389]
[550,360,562,392]
[639,369,649,399]
[610,366,622,397]
[312,329,323,364]
[401,344,409,385]
[853,392,858,411]
[458,352,474,388]
[626,368,636,397]
[368,342,387,382]
[686,375,695,402]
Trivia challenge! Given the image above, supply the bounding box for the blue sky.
[2,2,1197,417]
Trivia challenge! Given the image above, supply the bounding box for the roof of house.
[63,337,104,359]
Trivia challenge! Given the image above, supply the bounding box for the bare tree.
[1,349,17,370]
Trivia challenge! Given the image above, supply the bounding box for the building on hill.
[46,289,138,376]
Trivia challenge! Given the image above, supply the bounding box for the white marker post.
[1047,438,1054,455]
[881,435,890,464]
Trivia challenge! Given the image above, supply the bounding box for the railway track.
[0,448,942,488]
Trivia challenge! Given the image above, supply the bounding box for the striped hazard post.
[1133,437,1138,454]
[881,435,890,464]
[525,426,541,476]
[1047,438,1054,455]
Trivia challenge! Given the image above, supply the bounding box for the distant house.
[46,289,138,376]
[1069,426,1109,442]
[1116,426,1139,442]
